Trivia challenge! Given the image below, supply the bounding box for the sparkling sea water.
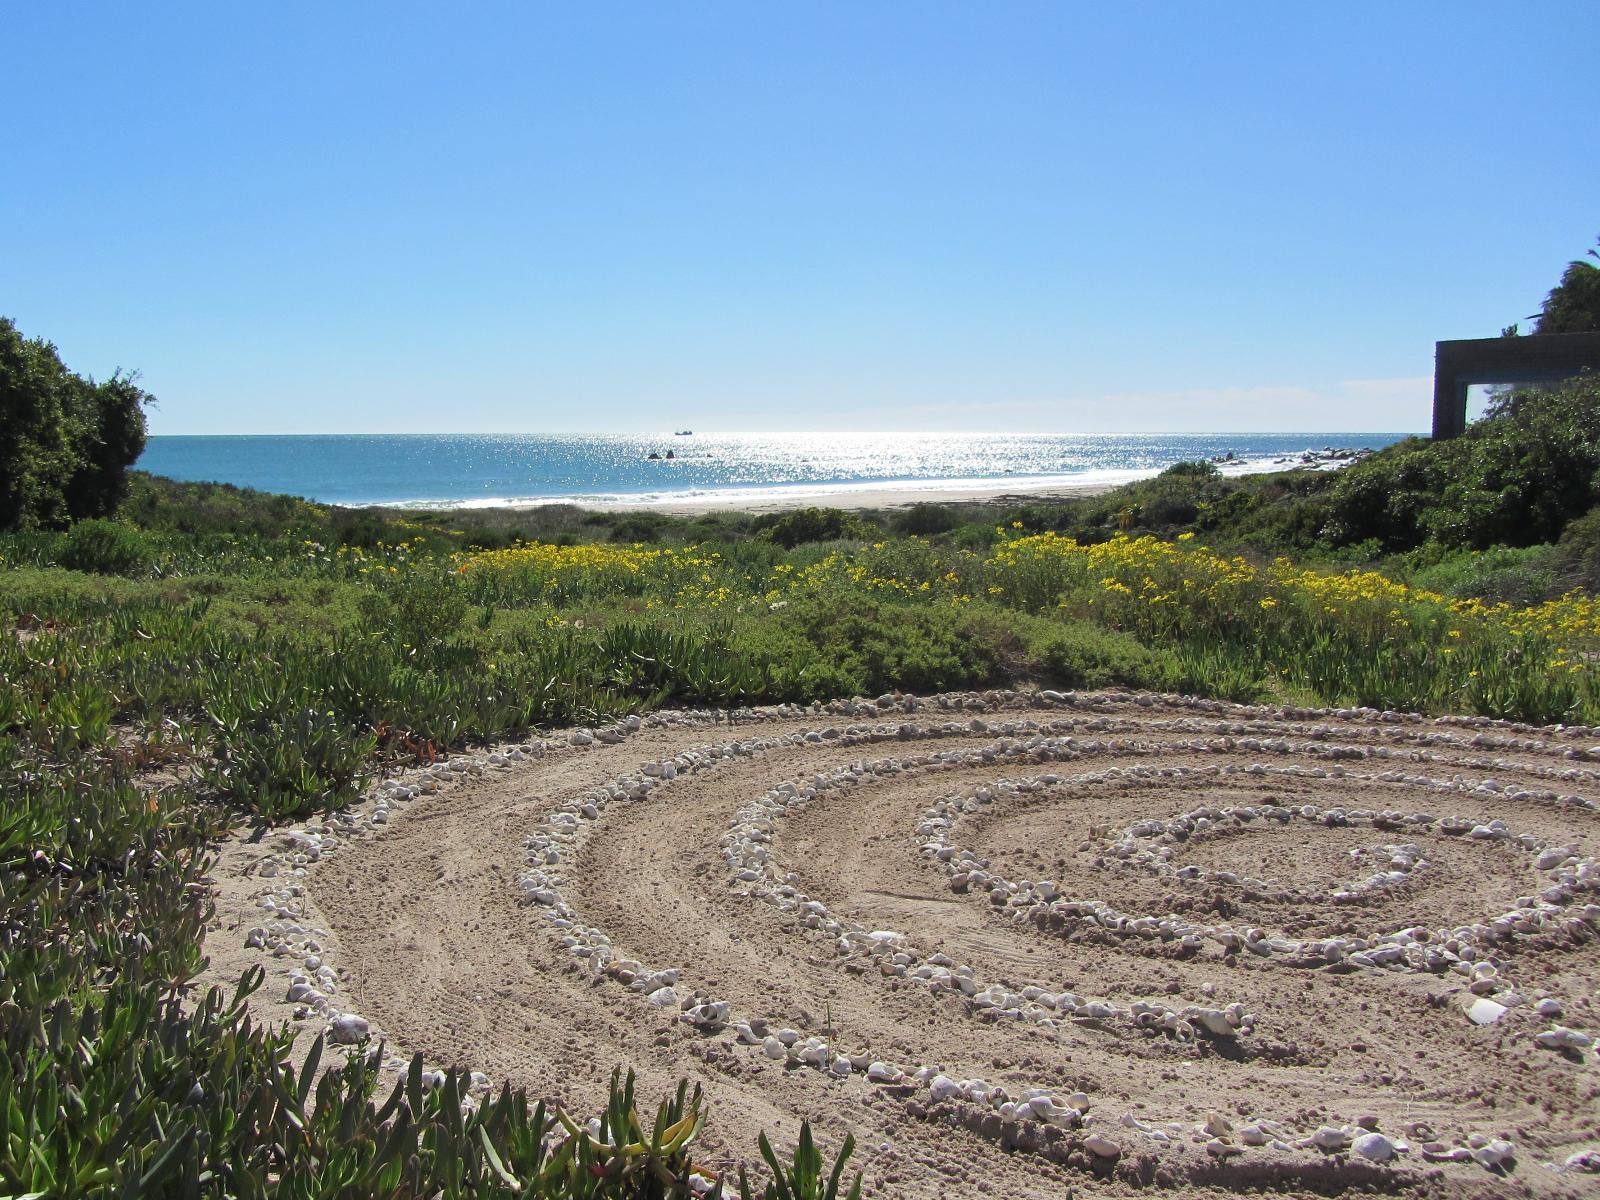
[135,431,1409,509]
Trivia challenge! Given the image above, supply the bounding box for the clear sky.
[4,3,1596,436]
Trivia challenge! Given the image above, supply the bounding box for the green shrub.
[595,620,779,704]
[742,599,1215,701]
[893,503,959,536]
[1555,506,1600,593]
[1064,462,1243,538]
[610,513,670,544]
[1161,459,1222,478]
[332,509,396,547]
[951,521,1001,550]
[358,565,470,653]
[755,507,877,549]
[1323,376,1600,552]
[1030,619,1181,691]
[0,317,150,531]
[200,698,378,819]
[1409,545,1560,606]
[122,472,328,538]
[60,517,153,575]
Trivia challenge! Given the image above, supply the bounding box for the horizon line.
[144,428,1424,438]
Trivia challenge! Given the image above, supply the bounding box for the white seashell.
[1310,1126,1350,1150]
[1464,997,1507,1025]
[1353,1132,1398,1162]
[1535,1027,1594,1051]
[1563,1149,1600,1172]
[1472,1139,1514,1168]
[1083,1132,1121,1158]
[928,1075,962,1103]
[685,1001,730,1028]
[328,1013,369,1043]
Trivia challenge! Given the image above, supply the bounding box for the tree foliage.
[0,316,151,530]
[1532,237,1600,334]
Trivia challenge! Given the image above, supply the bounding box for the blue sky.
[4,3,1596,435]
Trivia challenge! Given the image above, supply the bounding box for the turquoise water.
[136,431,1408,509]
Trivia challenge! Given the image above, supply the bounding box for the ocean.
[134,432,1410,509]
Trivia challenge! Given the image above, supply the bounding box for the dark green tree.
[63,371,150,519]
[1532,237,1600,334]
[0,316,151,529]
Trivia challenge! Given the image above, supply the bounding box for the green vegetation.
[1322,378,1600,553]
[1532,235,1600,334]
[2,377,1596,802]
[4,380,1597,818]
[2,613,862,1192]
[752,506,878,549]
[0,316,151,531]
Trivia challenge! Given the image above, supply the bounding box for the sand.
[203,691,1600,1198]
[604,479,1119,516]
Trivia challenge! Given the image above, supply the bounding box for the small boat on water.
[674,429,693,436]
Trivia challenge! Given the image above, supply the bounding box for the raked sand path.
[201,690,1600,1198]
